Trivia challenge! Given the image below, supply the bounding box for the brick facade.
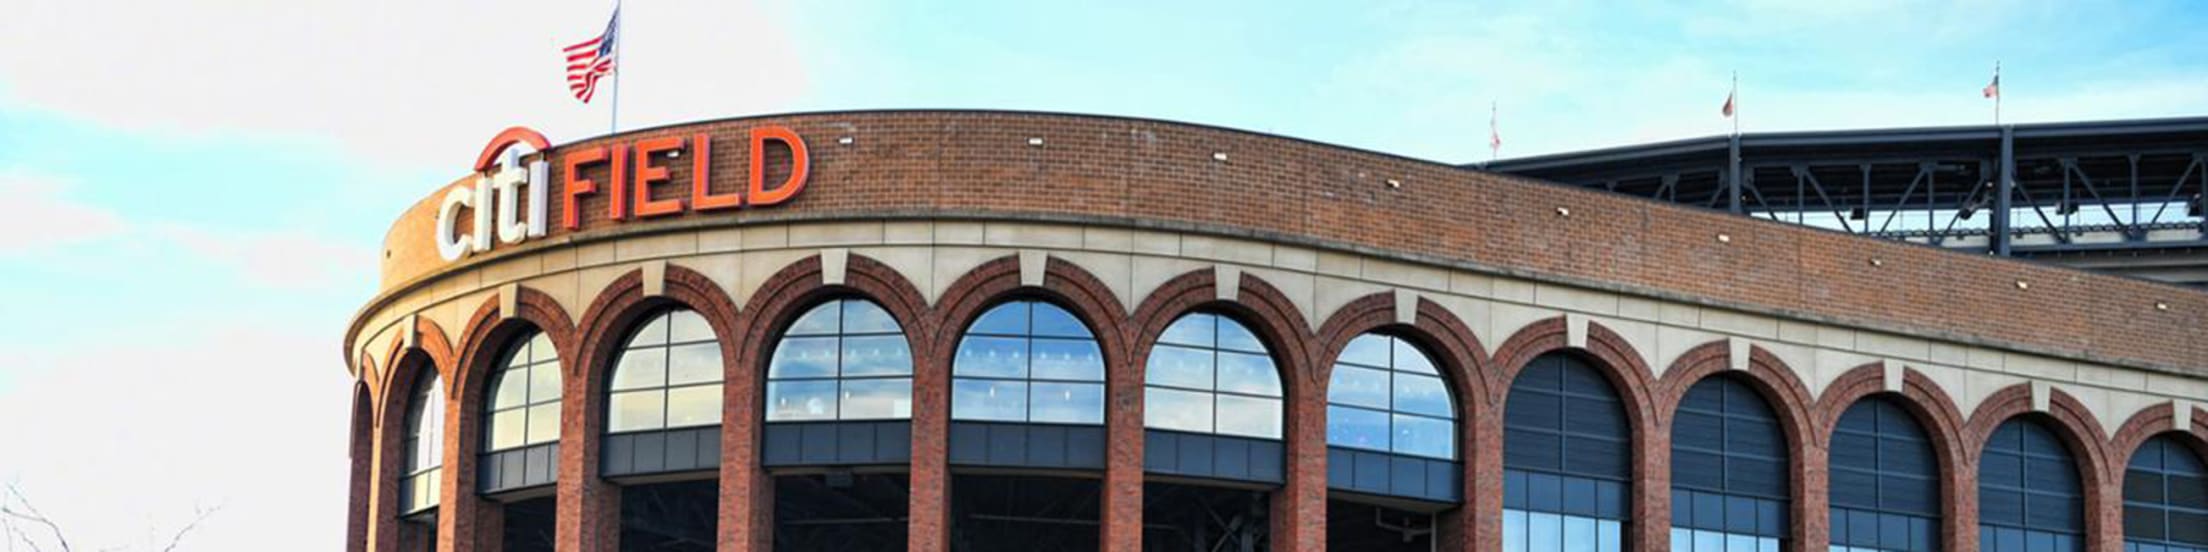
[346,111,2208,551]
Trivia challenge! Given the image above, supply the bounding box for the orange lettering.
[561,147,608,230]
[691,134,741,211]
[632,137,685,218]
[607,146,630,221]
[748,125,809,206]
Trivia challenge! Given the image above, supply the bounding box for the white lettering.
[435,185,476,261]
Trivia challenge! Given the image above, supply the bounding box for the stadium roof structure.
[1483,116,2208,287]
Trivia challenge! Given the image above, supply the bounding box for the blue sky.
[0,1,2203,549]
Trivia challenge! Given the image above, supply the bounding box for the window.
[606,309,723,433]
[952,300,1105,424]
[2125,435,2208,552]
[1669,376,1785,552]
[766,298,913,421]
[1502,353,1628,552]
[486,331,562,451]
[1829,396,1941,552]
[1977,417,2083,552]
[1143,312,1284,439]
[402,373,445,514]
[1325,332,1455,460]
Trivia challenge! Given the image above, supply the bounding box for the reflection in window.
[1830,396,1941,552]
[767,298,913,421]
[1670,376,1787,551]
[2124,435,2208,552]
[606,309,723,433]
[953,300,1105,424]
[486,331,562,451]
[1503,353,1628,552]
[1325,333,1456,459]
[1978,417,2083,552]
[403,372,445,514]
[1143,312,1283,439]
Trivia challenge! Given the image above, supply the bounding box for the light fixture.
[1717,233,1732,244]
[1556,207,1571,217]
[838,136,855,145]
[1212,152,1228,162]
[1386,179,1401,188]
[1027,137,1044,147]
[1869,258,1884,267]
[2015,280,2030,290]
[2156,302,2170,311]
[2188,193,2203,217]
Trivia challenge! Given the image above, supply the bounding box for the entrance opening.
[1326,499,1437,551]
[619,480,718,551]
[1142,481,1268,552]
[774,472,909,551]
[949,473,1101,551]
[501,496,557,552]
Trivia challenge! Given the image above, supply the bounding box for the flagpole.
[1731,71,1739,137]
[1993,61,2001,127]
[609,0,623,135]
[1489,100,1499,166]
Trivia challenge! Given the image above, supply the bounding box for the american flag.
[564,9,619,103]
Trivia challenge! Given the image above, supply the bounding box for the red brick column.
[445,290,580,552]
[349,380,375,552]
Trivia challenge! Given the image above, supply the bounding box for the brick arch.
[1480,317,1665,550]
[564,263,745,552]
[1963,383,2116,550]
[369,321,451,552]
[377,316,458,416]
[439,288,578,551]
[1811,362,1970,551]
[1308,292,1490,552]
[931,254,1132,386]
[731,252,936,550]
[1125,267,1322,550]
[1656,342,1820,548]
[348,379,374,552]
[2107,402,2208,548]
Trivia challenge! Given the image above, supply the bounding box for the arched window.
[952,300,1105,424]
[767,298,913,421]
[402,373,445,515]
[607,309,723,433]
[1501,353,1627,552]
[2125,435,2208,551]
[1977,417,2083,552]
[487,331,561,451]
[1831,396,1940,552]
[1143,312,1283,439]
[1325,333,1454,459]
[1668,376,1786,552]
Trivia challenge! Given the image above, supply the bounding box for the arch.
[1484,316,1661,551]
[2108,402,2208,480]
[348,379,374,552]
[453,287,579,418]
[564,263,746,551]
[1813,362,1971,551]
[931,255,1132,400]
[1964,383,2114,551]
[1310,292,1490,430]
[370,345,446,551]
[730,253,932,550]
[1126,267,1321,548]
[1656,341,1817,548]
[2110,418,2208,551]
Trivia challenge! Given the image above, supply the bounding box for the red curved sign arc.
[473,127,553,172]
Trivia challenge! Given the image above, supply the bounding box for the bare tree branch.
[156,504,219,552]
[0,485,68,552]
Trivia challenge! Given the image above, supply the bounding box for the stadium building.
[344,110,2208,552]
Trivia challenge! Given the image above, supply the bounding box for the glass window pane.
[492,369,528,409]
[952,379,1027,422]
[1158,314,1214,347]
[1144,387,1213,433]
[1531,512,1563,552]
[785,302,840,336]
[1598,520,1622,552]
[608,390,665,432]
[1030,338,1104,381]
[665,384,722,428]
[1029,303,1092,338]
[1328,365,1391,409]
[1029,382,1104,424]
[765,380,837,421]
[528,332,556,364]
[610,348,666,391]
[665,343,722,385]
[1327,405,1389,451]
[840,378,913,419]
[1394,373,1453,418]
[668,310,714,343]
[954,336,1028,378]
[967,302,1028,335]
[1216,318,1267,353]
[1505,510,1528,552]
[1214,395,1282,439]
[1337,334,1391,368]
[1146,345,1214,390]
[490,410,525,450]
[841,300,900,334]
[529,363,562,403]
[1215,352,1281,396]
[767,337,838,379]
[524,403,560,444]
[840,336,912,377]
[627,314,669,346]
[1393,338,1439,374]
[1394,414,1456,459]
[1564,515,1596,552]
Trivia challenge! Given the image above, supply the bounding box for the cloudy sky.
[0,0,2203,548]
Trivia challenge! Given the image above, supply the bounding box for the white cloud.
[0,0,807,168]
[0,170,127,254]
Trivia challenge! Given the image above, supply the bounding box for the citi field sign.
[436,125,811,261]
